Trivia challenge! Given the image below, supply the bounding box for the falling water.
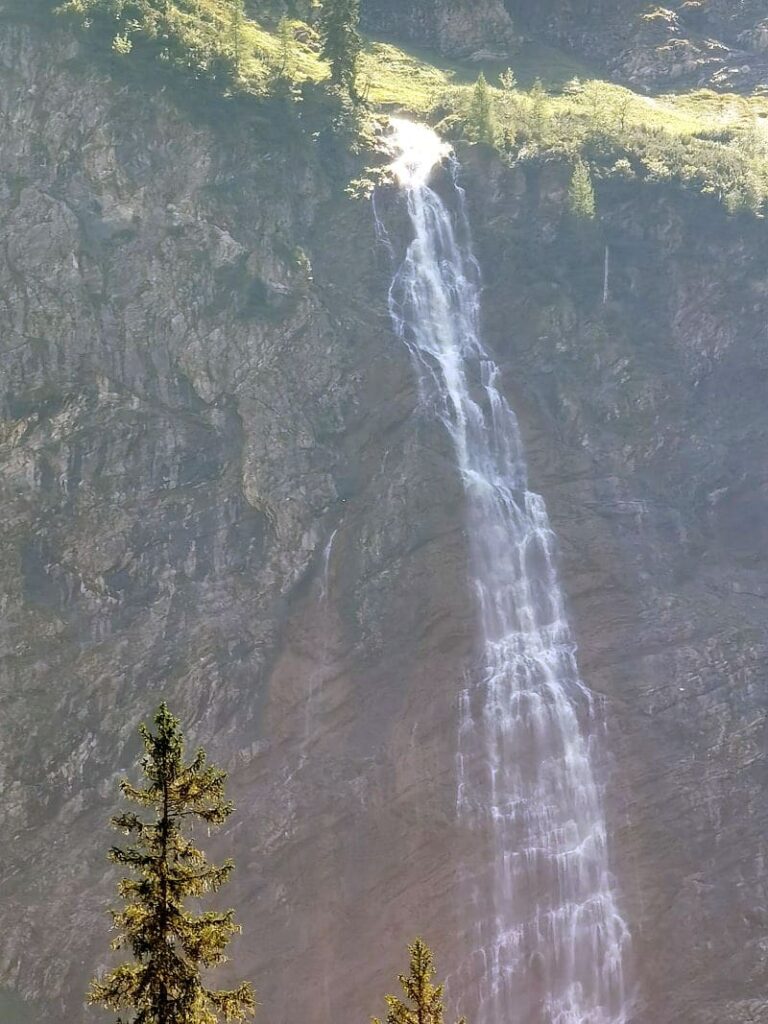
[319,527,338,602]
[380,120,630,1024]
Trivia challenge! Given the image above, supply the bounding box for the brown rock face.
[1,10,768,1024]
[0,11,474,1020]
[457,149,768,1023]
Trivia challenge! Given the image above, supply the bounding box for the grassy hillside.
[37,0,768,210]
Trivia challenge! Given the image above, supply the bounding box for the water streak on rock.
[382,119,631,1024]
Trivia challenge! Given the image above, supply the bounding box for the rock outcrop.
[361,0,517,58]
[1,8,767,1024]
[502,0,768,90]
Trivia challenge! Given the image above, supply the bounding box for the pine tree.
[527,76,549,141]
[372,939,466,1024]
[88,703,256,1024]
[229,0,246,75]
[568,160,597,220]
[276,16,296,80]
[496,67,518,150]
[499,67,517,93]
[468,72,495,145]
[319,0,362,96]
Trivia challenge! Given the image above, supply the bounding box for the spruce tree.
[496,67,518,150]
[88,703,255,1024]
[468,73,496,145]
[229,0,246,75]
[372,939,466,1024]
[568,160,597,220]
[319,0,362,96]
[527,77,549,141]
[276,16,296,80]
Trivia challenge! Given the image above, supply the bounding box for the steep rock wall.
[361,0,517,56]
[459,148,768,1024]
[0,12,476,1022]
[360,0,768,89]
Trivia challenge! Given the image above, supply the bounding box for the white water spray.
[380,120,631,1024]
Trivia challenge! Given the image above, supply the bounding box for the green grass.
[52,0,768,212]
[359,41,451,112]
[361,35,594,95]
[235,18,327,88]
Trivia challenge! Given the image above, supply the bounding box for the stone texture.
[501,0,768,90]
[458,148,768,1023]
[361,0,517,57]
[0,11,475,1021]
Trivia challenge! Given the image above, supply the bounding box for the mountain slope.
[0,5,767,1024]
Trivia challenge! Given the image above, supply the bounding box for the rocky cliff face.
[0,10,478,1022]
[361,0,517,57]
[458,149,768,1023]
[362,0,768,91]
[504,0,768,89]
[1,9,768,1024]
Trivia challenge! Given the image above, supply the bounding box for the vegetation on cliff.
[89,704,256,1024]
[88,707,467,1024]
[44,0,768,215]
[372,939,466,1024]
[319,0,362,94]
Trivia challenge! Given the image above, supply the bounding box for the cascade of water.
[320,527,338,602]
[380,119,631,1024]
[302,528,339,748]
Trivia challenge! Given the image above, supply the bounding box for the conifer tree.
[496,67,518,150]
[276,16,296,80]
[568,159,597,219]
[319,0,362,96]
[527,76,549,140]
[372,939,466,1024]
[229,0,246,74]
[88,703,255,1024]
[468,72,495,145]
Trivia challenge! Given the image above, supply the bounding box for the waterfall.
[320,527,338,602]
[380,120,631,1024]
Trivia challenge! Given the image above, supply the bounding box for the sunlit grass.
[359,41,451,111]
[58,0,768,210]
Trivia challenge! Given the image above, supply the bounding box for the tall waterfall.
[379,121,631,1024]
